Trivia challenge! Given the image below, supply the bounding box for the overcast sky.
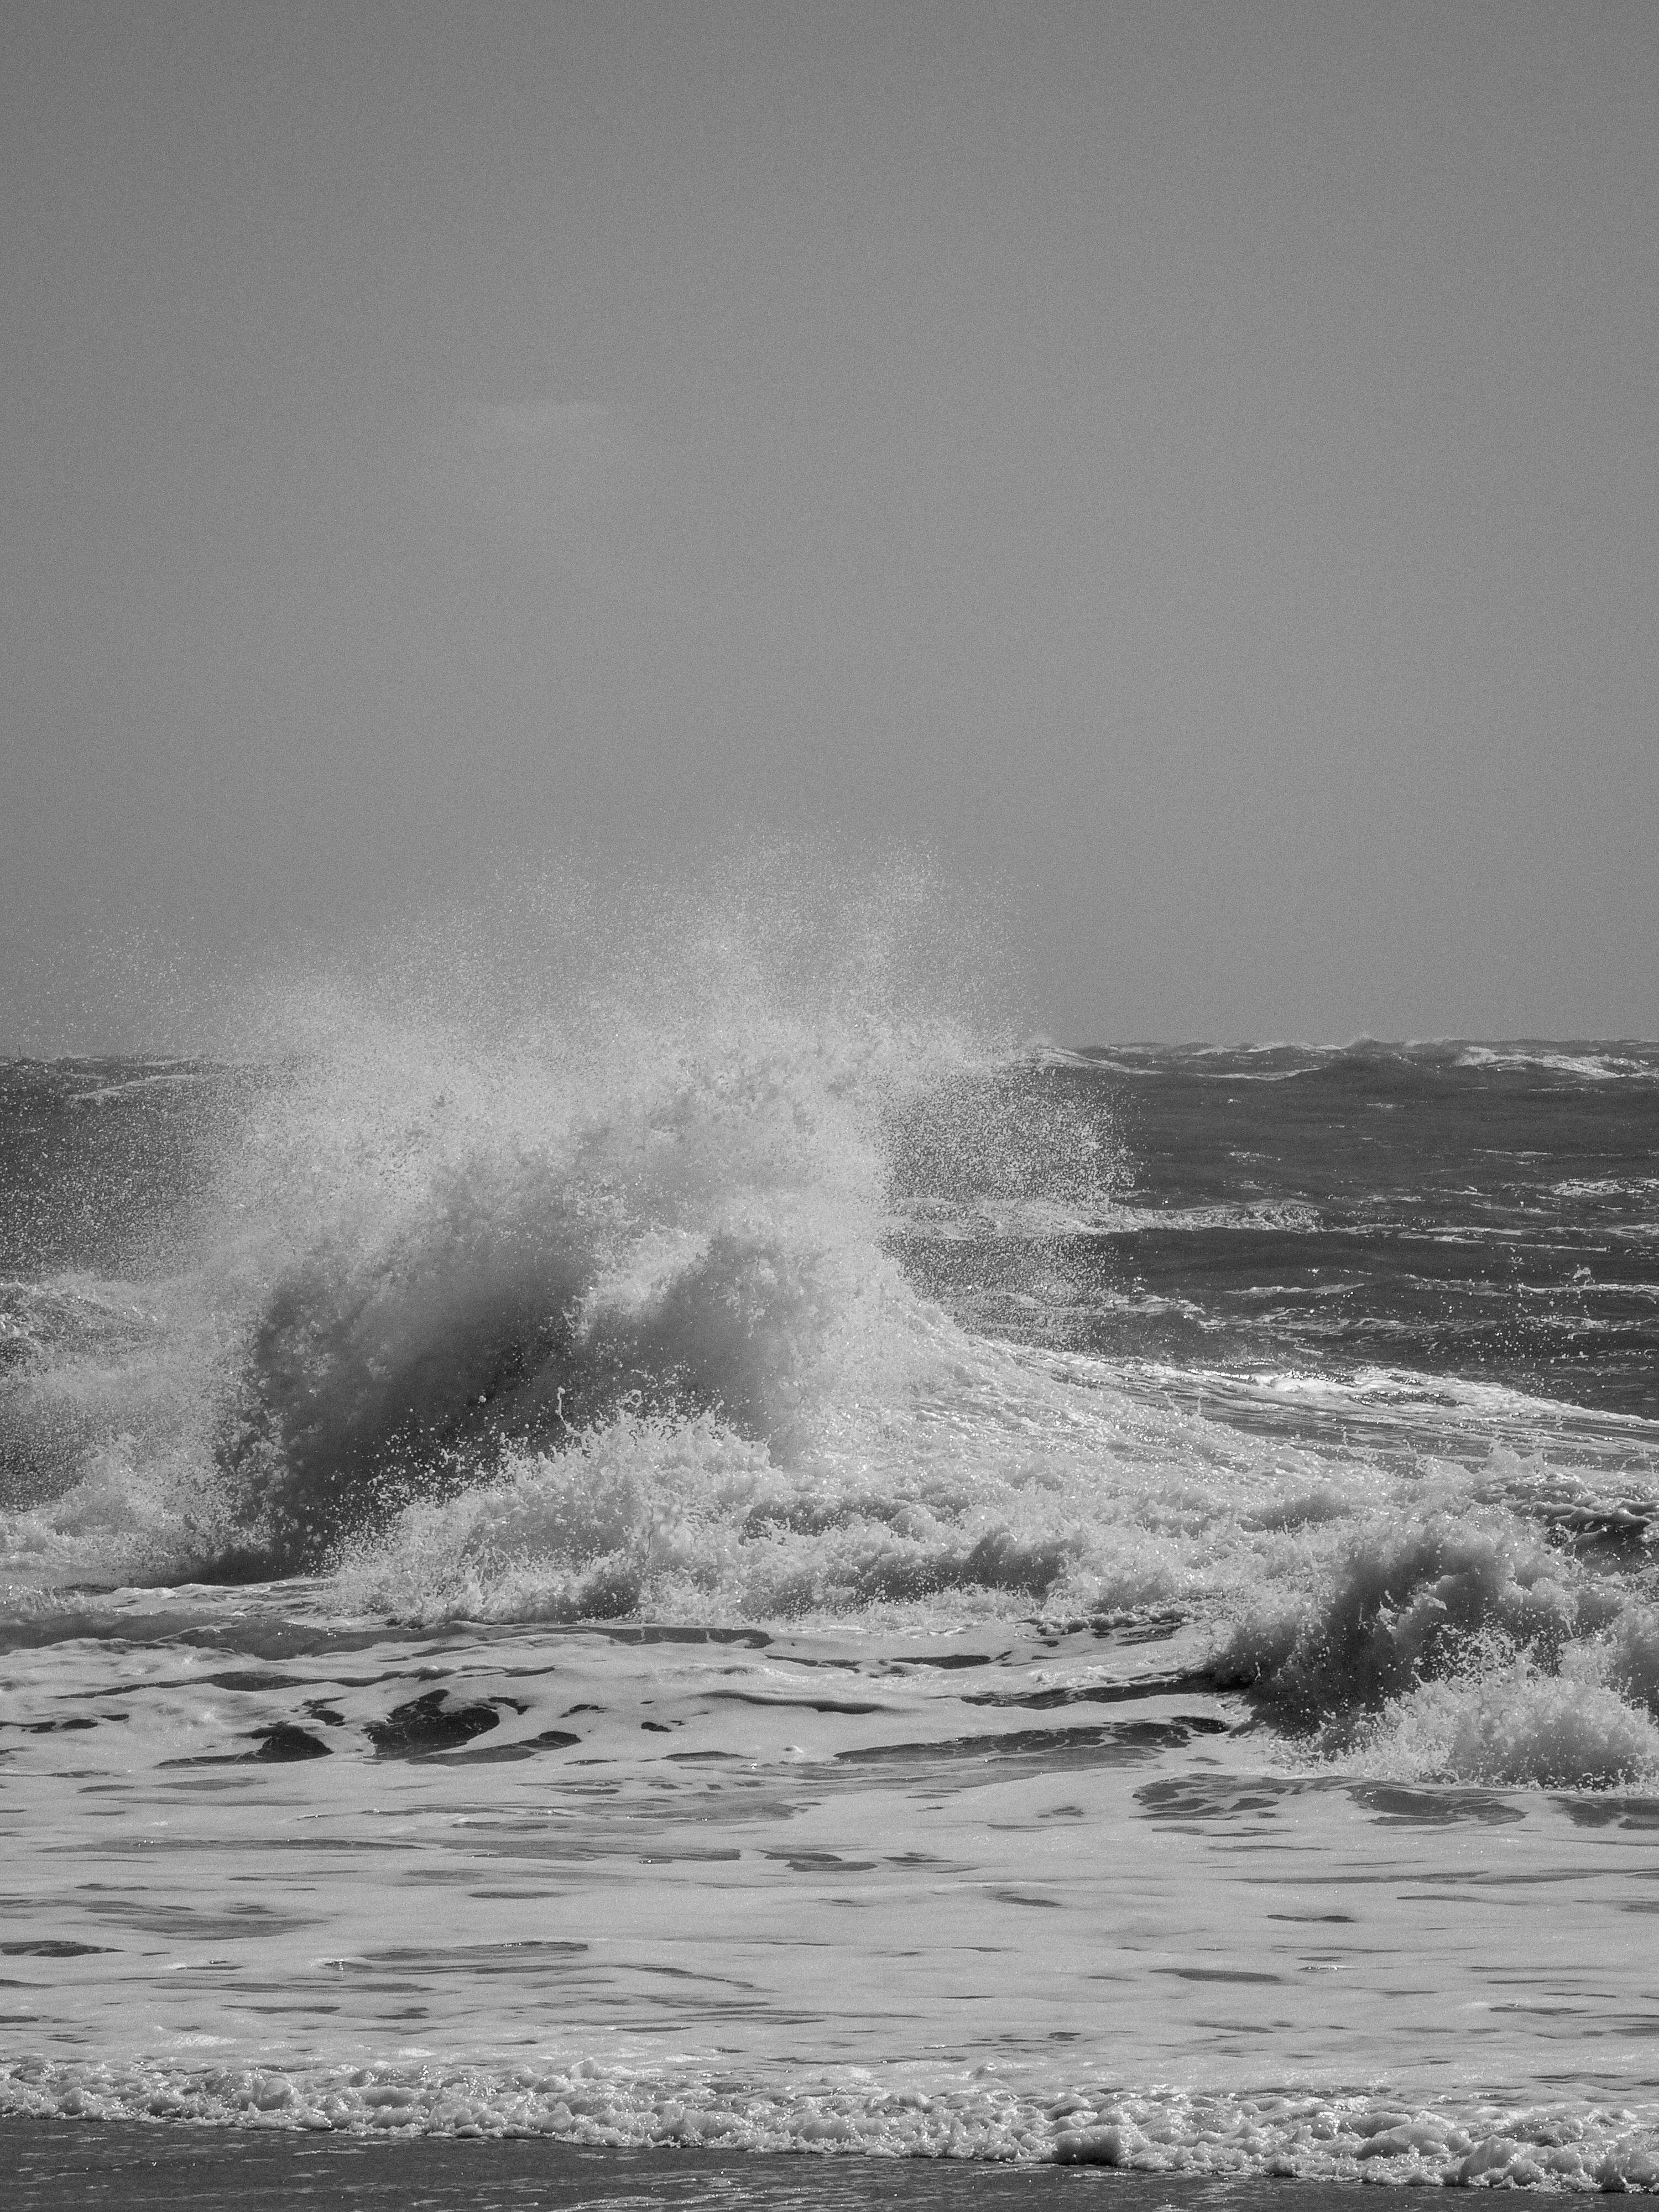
[3,0,1655,1046]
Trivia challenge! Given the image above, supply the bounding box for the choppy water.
[3,910,1658,2184]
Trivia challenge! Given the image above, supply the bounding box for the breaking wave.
[1214,1514,1659,1786]
[5,870,1659,1794]
[1,864,1101,1586]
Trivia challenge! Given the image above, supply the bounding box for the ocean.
[2,929,1658,2187]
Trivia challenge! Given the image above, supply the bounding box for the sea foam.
[5,2056,1659,2187]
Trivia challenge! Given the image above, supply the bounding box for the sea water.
[3,889,1658,2183]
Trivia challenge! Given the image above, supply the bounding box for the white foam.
[3,2058,1658,2182]
[1455,1046,1658,1083]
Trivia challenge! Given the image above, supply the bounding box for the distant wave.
[1455,1044,1659,1082]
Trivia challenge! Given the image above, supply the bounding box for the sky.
[2,0,1656,1046]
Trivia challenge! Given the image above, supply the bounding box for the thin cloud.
[418,399,634,531]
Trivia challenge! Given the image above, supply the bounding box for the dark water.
[900,1041,1659,1421]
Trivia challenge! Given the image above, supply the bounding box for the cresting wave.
[0,872,1011,1573]
[3,885,1659,1796]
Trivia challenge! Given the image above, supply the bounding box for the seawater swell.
[4,1001,1659,1786]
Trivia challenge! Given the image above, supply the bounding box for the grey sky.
[3,0,1655,1046]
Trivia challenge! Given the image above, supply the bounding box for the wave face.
[4,893,1659,2172]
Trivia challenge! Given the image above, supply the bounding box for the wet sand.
[5,2119,1419,2209]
